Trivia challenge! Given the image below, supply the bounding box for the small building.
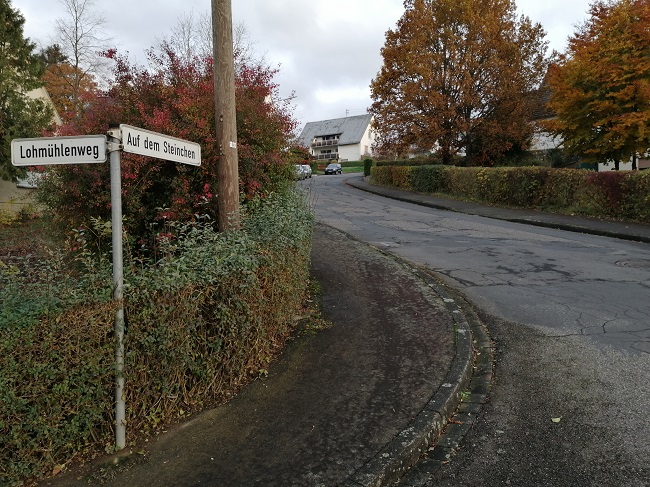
[298,114,375,162]
[25,87,63,127]
[0,87,62,215]
[529,75,646,171]
[529,82,562,153]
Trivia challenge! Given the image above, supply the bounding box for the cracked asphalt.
[35,173,650,486]
[306,174,650,485]
[313,175,650,356]
[400,312,650,486]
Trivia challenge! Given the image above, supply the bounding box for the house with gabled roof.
[298,113,375,162]
[529,83,562,153]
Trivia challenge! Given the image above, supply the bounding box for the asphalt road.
[302,174,650,486]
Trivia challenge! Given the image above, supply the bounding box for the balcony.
[312,139,339,148]
[313,153,338,160]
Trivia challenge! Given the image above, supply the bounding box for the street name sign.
[11,135,107,166]
[120,124,201,166]
[9,124,202,452]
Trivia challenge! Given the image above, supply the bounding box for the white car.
[300,164,312,178]
[16,171,44,189]
[295,164,306,180]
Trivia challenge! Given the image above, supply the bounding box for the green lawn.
[313,166,363,175]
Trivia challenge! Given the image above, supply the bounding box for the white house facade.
[0,87,62,215]
[25,87,63,126]
[299,114,375,162]
[529,82,648,171]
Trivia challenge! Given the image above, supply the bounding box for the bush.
[370,164,412,189]
[536,168,586,210]
[36,46,298,250]
[363,158,374,177]
[0,189,313,485]
[409,165,448,193]
[620,171,650,221]
[375,159,433,167]
[370,163,650,222]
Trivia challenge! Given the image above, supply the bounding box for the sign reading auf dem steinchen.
[120,124,201,166]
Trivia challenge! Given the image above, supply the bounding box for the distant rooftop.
[299,114,373,147]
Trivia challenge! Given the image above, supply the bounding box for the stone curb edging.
[345,177,650,245]
[397,272,495,486]
[337,243,476,487]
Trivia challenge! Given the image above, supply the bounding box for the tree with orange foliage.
[43,62,97,122]
[37,44,297,242]
[370,0,549,165]
[50,0,111,122]
[545,0,650,170]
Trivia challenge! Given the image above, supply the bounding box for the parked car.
[295,164,306,180]
[15,171,44,189]
[324,163,342,175]
[300,164,312,178]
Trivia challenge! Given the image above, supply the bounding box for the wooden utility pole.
[212,0,240,231]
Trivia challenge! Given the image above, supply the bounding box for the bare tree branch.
[55,0,112,80]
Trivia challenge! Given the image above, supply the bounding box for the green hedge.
[0,189,314,485]
[364,158,374,177]
[371,164,650,222]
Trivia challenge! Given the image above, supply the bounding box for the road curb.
[336,242,476,487]
[396,272,494,486]
[345,176,650,245]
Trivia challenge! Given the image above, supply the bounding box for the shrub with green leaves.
[371,164,650,222]
[370,164,412,189]
[0,189,313,485]
[363,158,374,177]
[408,165,448,194]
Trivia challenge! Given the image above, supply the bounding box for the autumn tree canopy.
[37,43,297,242]
[370,0,549,165]
[545,0,650,169]
[51,0,111,121]
[42,59,98,122]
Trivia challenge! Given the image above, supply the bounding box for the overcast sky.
[14,0,593,130]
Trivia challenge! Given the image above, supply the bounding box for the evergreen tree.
[0,0,53,180]
[38,44,69,66]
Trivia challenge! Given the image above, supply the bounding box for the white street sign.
[10,124,203,452]
[120,124,201,166]
[11,135,107,166]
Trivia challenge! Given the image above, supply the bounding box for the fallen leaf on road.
[551,417,562,423]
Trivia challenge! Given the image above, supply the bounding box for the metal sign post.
[11,125,201,452]
[107,124,126,450]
